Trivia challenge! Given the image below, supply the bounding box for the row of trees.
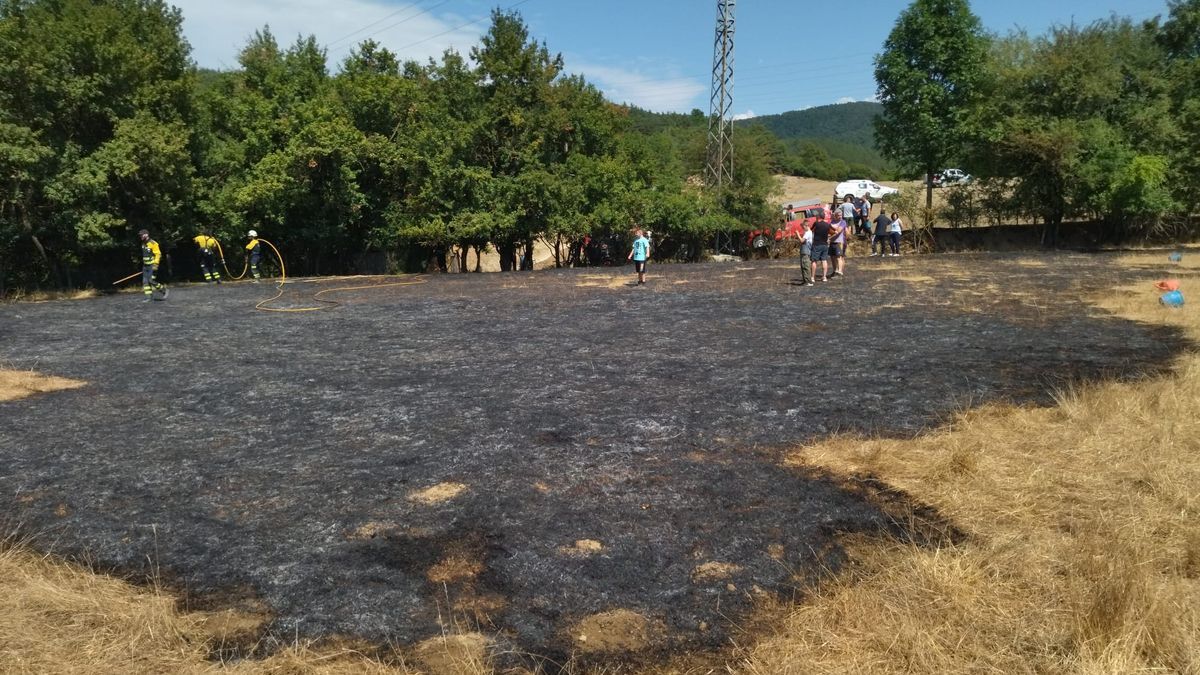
[876,0,1200,241]
[0,0,775,292]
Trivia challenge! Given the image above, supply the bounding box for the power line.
[327,0,456,52]
[326,1,435,49]
[390,0,534,54]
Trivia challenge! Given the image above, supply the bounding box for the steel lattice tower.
[705,0,735,189]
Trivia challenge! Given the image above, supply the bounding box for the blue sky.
[173,0,1172,117]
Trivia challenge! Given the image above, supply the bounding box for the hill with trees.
[741,102,892,180]
[743,101,883,147]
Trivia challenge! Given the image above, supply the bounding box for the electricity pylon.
[705,0,735,190]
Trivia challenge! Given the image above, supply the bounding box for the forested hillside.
[742,102,891,179]
[629,103,892,181]
[746,102,883,147]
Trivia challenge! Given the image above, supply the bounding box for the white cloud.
[835,96,857,104]
[170,0,486,70]
[732,110,756,121]
[569,63,706,113]
[173,2,710,112]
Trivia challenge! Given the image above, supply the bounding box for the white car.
[933,168,972,187]
[834,179,900,200]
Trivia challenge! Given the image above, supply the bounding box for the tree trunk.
[522,236,535,271]
[925,169,934,211]
[21,204,58,288]
[1041,217,1061,248]
[498,241,517,271]
[473,245,482,273]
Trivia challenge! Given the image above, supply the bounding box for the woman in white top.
[887,212,903,256]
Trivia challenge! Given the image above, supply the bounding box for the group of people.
[136,229,266,301]
[137,209,895,300]
[793,198,904,286]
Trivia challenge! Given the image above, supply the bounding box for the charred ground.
[0,252,1185,666]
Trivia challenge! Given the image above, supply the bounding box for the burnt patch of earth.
[0,252,1186,666]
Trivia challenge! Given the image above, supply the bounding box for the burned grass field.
[0,252,1187,668]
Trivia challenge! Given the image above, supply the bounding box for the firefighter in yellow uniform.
[139,229,168,301]
[193,233,223,284]
[246,229,263,282]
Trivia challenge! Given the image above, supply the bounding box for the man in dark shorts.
[809,216,832,282]
[829,210,848,278]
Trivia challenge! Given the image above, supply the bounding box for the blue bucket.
[1169,251,1183,262]
[1160,290,1184,307]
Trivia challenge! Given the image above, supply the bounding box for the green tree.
[874,0,989,209]
[471,9,563,271]
[0,0,195,288]
[1158,0,1200,219]
[974,19,1175,241]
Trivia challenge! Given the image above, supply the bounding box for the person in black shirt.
[871,213,892,256]
[810,217,832,282]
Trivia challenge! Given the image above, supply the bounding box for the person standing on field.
[860,195,872,237]
[246,229,263,282]
[798,221,814,286]
[628,228,650,285]
[839,196,856,235]
[888,212,903,256]
[138,229,168,301]
[871,211,893,256]
[193,233,222,284]
[829,210,848,278]
[810,215,832,282]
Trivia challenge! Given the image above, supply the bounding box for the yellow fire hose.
[213,238,248,281]
[112,237,427,310]
[111,271,141,286]
[251,238,427,313]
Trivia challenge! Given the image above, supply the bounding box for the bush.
[943,185,982,228]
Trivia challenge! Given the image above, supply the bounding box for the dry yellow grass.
[0,369,86,402]
[3,251,1199,674]
[408,481,468,505]
[575,274,632,289]
[733,251,1200,674]
[3,288,99,303]
[0,544,423,674]
[876,274,937,284]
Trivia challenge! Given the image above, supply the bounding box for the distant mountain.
[621,101,895,180]
[739,102,891,178]
[741,102,883,148]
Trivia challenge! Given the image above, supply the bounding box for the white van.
[834,179,899,200]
